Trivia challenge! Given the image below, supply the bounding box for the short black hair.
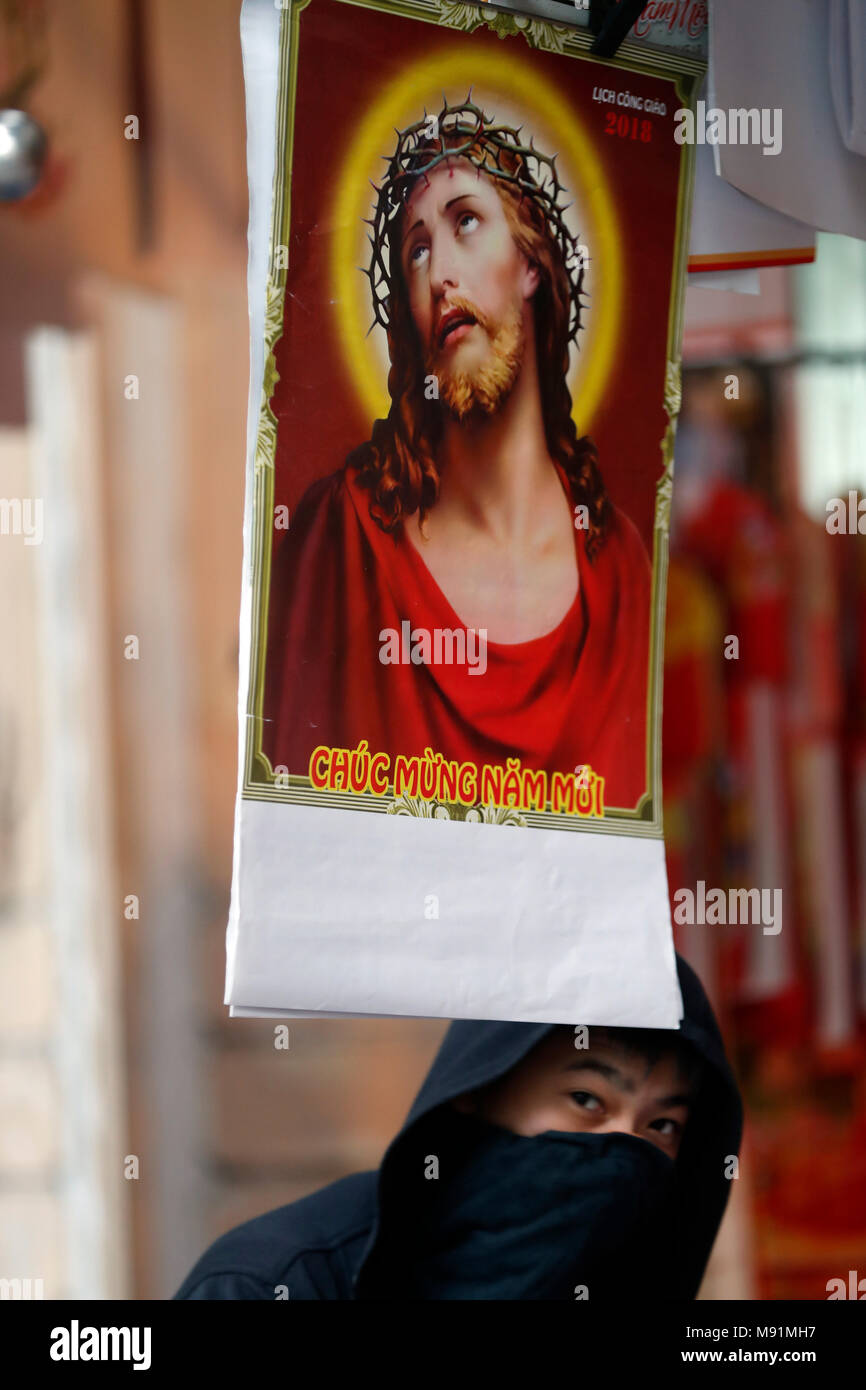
[569,1024,704,1090]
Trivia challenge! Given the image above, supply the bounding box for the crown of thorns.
[363,97,587,346]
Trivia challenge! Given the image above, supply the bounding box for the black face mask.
[373,1112,678,1301]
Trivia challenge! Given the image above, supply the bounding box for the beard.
[425,295,525,422]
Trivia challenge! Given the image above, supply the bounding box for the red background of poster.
[268,0,684,554]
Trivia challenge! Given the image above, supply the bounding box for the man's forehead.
[403,155,495,214]
[540,1027,689,1078]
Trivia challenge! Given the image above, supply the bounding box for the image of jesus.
[263,100,651,811]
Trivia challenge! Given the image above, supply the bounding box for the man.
[174,954,743,1300]
[263,99,651,811]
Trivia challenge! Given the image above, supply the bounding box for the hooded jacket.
[174,954,743,1301]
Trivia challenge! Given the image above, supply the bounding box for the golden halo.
[330,43,622,434]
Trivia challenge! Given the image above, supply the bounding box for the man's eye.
[649,1118,681,1137]
[456,211,479,234]
[408,243,429,267]
[571,1091,602,1113]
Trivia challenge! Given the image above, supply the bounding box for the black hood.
[353,953,743,1300]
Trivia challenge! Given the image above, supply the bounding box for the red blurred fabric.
[680,480,789,684]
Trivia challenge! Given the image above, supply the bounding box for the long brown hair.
[351,134,611,560]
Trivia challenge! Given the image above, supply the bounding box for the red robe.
[263,463,651,810]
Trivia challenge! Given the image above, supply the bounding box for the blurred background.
[2,0,866,1301]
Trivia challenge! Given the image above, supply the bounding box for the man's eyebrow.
[653,1092,692,1109]
[401,216,424,247]
[565,1060,636,1092]
[443,192,480,211]
[565,1062,693,1109]
[402,192,481,246]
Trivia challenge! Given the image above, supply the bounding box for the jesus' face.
[398,157,540,420]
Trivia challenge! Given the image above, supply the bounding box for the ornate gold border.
[243,0,702,838]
